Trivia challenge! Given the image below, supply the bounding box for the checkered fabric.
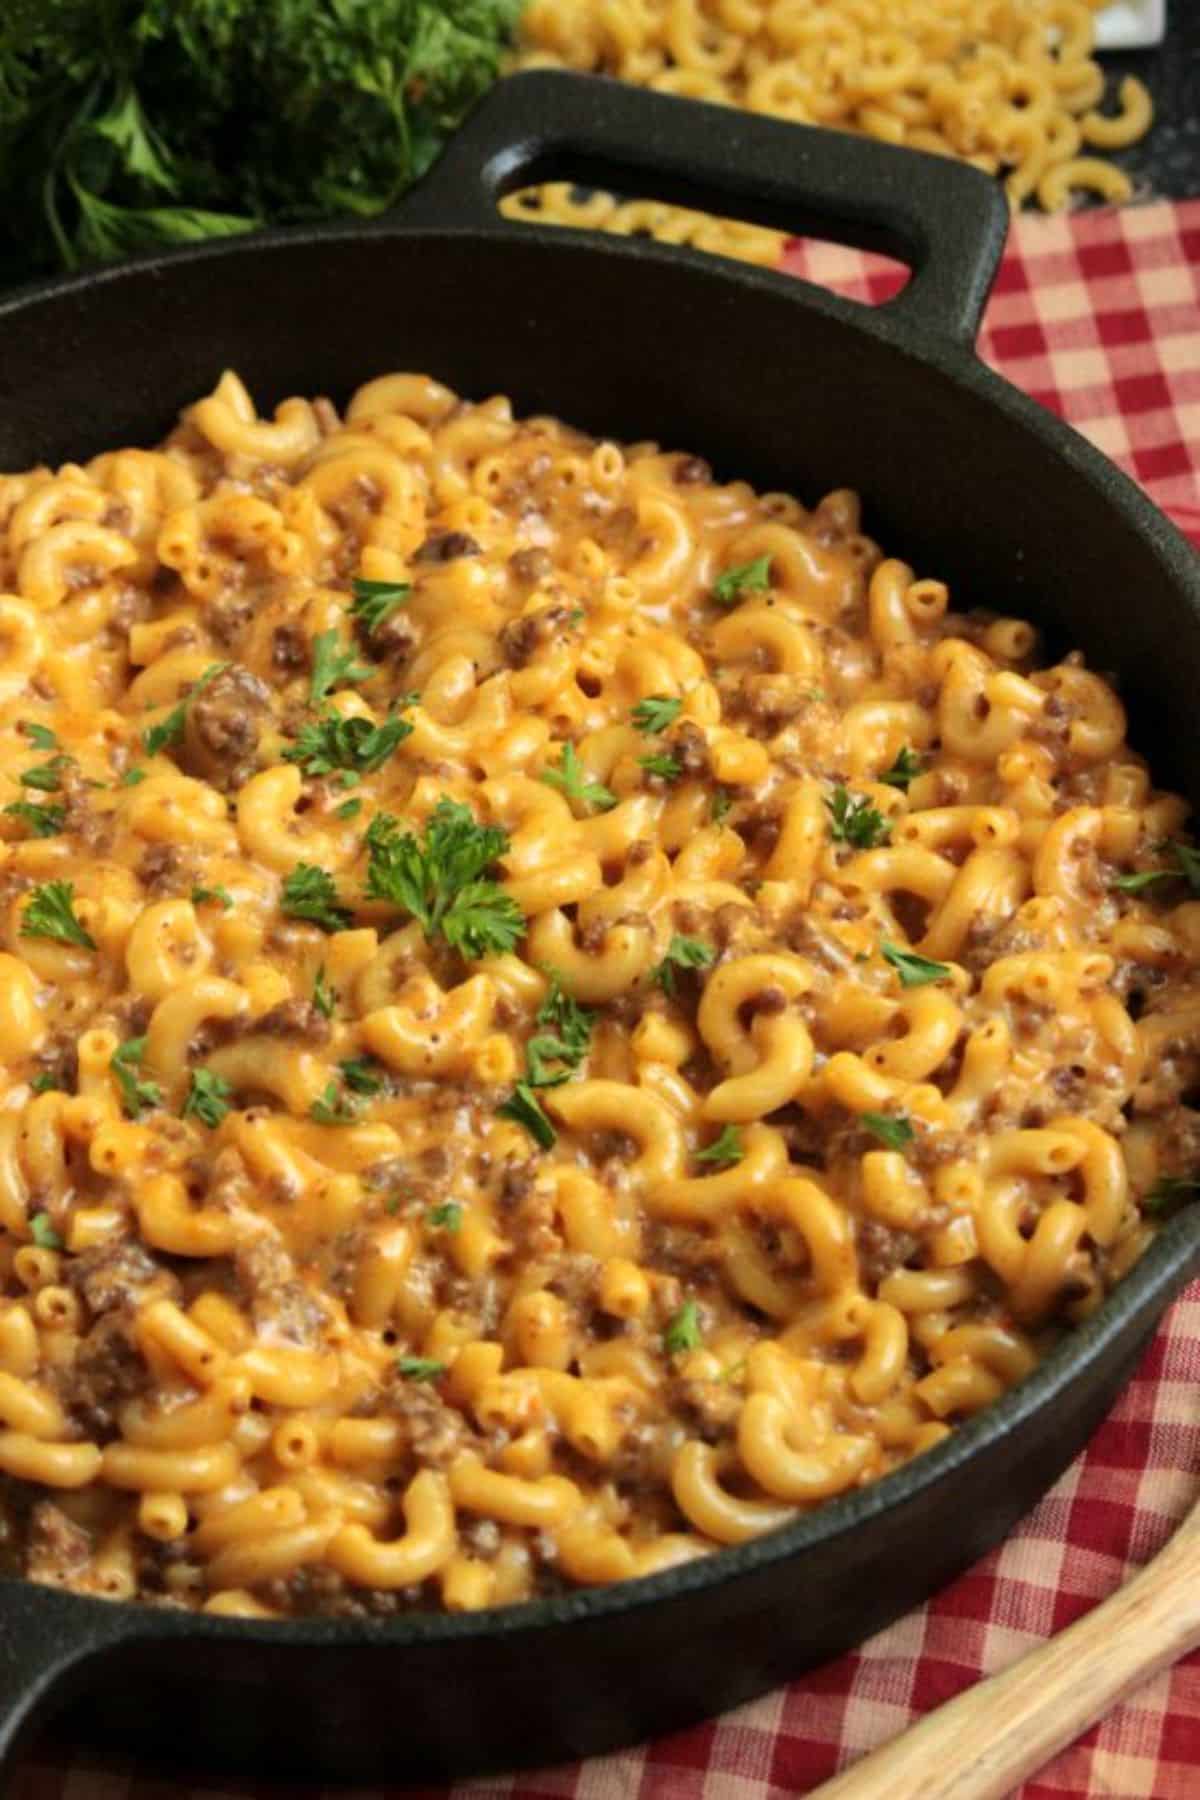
[12,198,1200,1800]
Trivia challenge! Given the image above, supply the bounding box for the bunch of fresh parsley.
[0,0,523,283]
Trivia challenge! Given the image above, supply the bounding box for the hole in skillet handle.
[0,1581,138,1784]
[393,69,1010,351]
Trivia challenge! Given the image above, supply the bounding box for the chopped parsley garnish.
[339,1055,385,1097]
[308,630,375,708]
[4,801,65,837]
[540,741,617,814]
[182,1068,233,1128]
[632,695,683,734]
[312,964,336,1020]
[20,753,70,793]
[428,1201,463,1232]
[1144,1175,1200,1217]
[396,1357,445,1383]
[191,885,232,909]
[111,1036,162,1119]
[283,705,414,779]
[713,553,771,605]
[350,577,412,639]
[695,1125,744,1167]
[29,1212,61,1250]
[1113,841,1200,896]
[711,788,733,825]
[639,752,683,782]
[23,723,58,752]
[280,863,351,934]
[29,1072,60,1095]
[498,1080,556,1149]
[120,766,147,787]
[364,801,524,959]
[881,747,924,791]
[21,880,95,949]
[525,973,594,1088]
[663,1300,702,1355]
[143,662,227,757]
[309,1080,360,1126]
[861,1112,914,1151]
[881,941,951,988]
[336,798,363,820]
[653,934,715,996]
[826,785,891,849]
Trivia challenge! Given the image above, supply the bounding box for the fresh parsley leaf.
[639,752,683,782]
[182,1068,233,1128]
[283,707,413,779]
[365,800,523,958]
[29,1212,61,1250]
[309,1080,360,1126]
[23,724,58,752]
[536,979,597,1058]
[663,1300,702,1354]
[143,662,226,757]
[312,964,336,1020]
[280,863,351,934]
[713,554,771,605]
[524,974,594,1089]
[880,941,951,988]
[350,577,411,639]
[632,695,683,734]
[21,881,95,949]
[695,1125,744,1167]
[498,1080,556,1149]
[428,1201,463,1232]
[396,1356,445,1383]
[1144,1175,1200,1217]
[336,798,363,820]
[540,742,617,814]
[861,1112,914,1151]
[1113,841,1200,897]
[339,1055,385,1097]
[826,786,891,849]
[111,1036,162,1119]
[309,630,375,708]
[4,801,65,837]
[711,789,733,825]
[1112,868,1176,893]
[20,754,70,793]
[881,746,924,791]
[120,767,147,787]
[29,1072,60,1095]
[191,885,232,909]
[653,935,715,996]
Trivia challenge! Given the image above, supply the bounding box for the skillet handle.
[0,1586,131,1789]
[397,70,1009,349]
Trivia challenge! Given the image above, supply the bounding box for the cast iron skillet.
[0,68,1199,1791]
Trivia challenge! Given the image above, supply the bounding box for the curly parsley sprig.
[365,801,524,959]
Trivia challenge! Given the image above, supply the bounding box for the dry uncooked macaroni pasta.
[0,369,1193,1616]
[505,0,1153,263]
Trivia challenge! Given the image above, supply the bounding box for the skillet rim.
[0,217,1197,1652]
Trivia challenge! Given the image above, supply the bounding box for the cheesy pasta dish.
[0,370,1194,1618]
[505,0,1153,265]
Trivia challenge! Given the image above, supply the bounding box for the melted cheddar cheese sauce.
[0,370,1194,1615]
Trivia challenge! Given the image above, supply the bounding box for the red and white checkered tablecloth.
[12,197,1200,1800]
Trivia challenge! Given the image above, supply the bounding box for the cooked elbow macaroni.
[0,369,1193,1615]
[505,0,1152,263]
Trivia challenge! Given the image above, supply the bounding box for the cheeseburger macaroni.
[0,371,1193,1616]
[506,0,1153,264]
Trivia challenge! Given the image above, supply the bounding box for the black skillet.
[1,68,1199,1791]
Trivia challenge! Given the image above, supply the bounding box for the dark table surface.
[1108,7,1200,198]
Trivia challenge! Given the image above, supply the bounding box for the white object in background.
[1094,0,1166,50]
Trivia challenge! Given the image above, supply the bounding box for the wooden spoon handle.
[810,1504,1200,1800]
